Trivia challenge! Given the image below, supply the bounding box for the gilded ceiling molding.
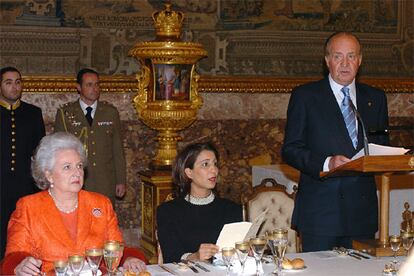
[22,75,139,93]
[21,75,413,94]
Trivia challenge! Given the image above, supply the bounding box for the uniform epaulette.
[58,103,68,109]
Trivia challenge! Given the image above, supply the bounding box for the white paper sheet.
[352,143,409,160]
[215,221,252,248]
[216,208,268,248]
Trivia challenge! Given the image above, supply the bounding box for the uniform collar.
[79,99,98,117]
[0,99,21,110]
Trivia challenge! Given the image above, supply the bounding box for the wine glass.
[68,255,84,276]
[267,228,288,275]
[86,247,103,276]
[401,231,414,256]
[104,240,123,276]
[389,235,401,264]
[235,241,249,275]
[249,236,267,276]
[222,247,236,276]
[53,259,68,276]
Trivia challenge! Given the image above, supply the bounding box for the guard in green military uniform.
[54,68,126,202]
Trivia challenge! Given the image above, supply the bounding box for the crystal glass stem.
[255,257,261,276]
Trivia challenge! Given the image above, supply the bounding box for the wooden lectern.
[320,155,414,257]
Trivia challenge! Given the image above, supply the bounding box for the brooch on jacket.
[92,208,102,217]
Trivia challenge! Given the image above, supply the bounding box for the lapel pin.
[92,208,102,217]
[368,102,372,107]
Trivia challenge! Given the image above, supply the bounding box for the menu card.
[216,208,268,248]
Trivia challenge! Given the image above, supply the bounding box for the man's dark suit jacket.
[281,77,389,237]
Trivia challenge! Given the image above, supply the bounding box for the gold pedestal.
[139,170,173,264]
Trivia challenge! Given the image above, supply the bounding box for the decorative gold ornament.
[152,3,183,40]
[409,157,414,168]
[20,75,414,94]
[129,4,207,168]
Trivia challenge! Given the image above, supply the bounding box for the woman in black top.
[156,142,242,263]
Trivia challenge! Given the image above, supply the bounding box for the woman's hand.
[189,243,219,261]
[14,257,42,276]
[121,257,146,273]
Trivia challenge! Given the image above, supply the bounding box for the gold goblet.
[235,241,249,275]
[267,228,288,275]
[104,240,123,276]
[401,231,414,256]
[68,255,84,276]
[86,247,103,276]
[53,259,68,276]
[389,235,401,264]
[222,247,236,276]
[249,237,267,276]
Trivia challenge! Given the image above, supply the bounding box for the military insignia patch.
[98,121,113,126]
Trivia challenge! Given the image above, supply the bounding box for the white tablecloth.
[147,252,407,275]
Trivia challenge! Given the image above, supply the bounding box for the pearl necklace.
[185,192,215,205]
[48,189,78,214]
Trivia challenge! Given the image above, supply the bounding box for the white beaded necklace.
[185,192,215,205]
[48,188,78,214]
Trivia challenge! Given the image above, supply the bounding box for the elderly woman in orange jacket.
[1,132,146,275]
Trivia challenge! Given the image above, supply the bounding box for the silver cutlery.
[339,247,363,260]
[177,260,199,273]
[333,247,361,260]
[348,252,362,260]
[349,250,370,259]
[159,264,178,275]
[187,260,210,272]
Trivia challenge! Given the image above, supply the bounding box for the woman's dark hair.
[172,142,219,198]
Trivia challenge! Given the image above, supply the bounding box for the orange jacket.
[3,190,123,273]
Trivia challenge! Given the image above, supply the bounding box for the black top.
[0,101,45,258]
[156,196,242,263]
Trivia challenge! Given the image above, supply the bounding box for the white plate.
[283,265,307,272]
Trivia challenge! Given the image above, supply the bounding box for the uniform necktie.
[85,106,93,126]
[340,86,358,148]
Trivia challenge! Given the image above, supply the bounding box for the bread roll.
[281,258,293,269]
[291,258,305,269]
[138,271,151,276]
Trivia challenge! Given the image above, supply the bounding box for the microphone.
[349,102,369,156]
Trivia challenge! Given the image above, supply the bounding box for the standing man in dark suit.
[282,32,389,252]
[0,66,45,258]
[54,68,126,203]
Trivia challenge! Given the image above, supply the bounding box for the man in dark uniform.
[0,66,45,258]
[54,68,126,203]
